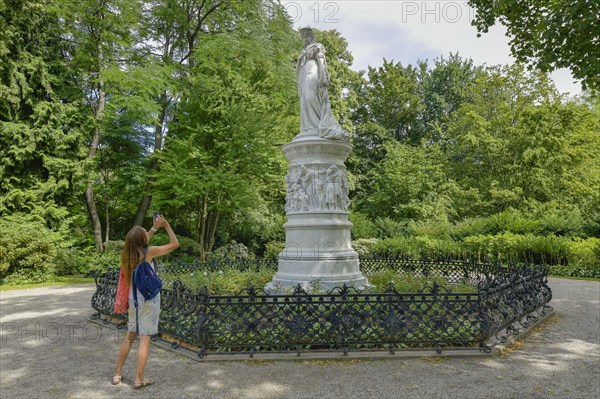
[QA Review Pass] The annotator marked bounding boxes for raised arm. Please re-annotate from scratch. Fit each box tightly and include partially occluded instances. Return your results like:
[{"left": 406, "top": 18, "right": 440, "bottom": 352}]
[
  {"left": 147, "top": 215, "right": 179, "bottom": 260},
  {"left": 145, "top": 217, "right": 160, "bottom": 242}
]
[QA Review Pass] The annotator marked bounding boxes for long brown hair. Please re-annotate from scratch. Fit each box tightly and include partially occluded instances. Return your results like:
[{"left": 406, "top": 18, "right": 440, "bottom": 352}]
[{"left": 121, "top": 226, "right": 148, "bottom": 285}]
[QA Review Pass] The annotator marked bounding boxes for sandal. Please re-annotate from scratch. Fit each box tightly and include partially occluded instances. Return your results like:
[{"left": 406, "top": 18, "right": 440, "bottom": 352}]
[
  {"left": 111, "top": 375, "right": 124, "bottom": 385},
  {"left": 133, "top": 378, "right": 155, "bottom": 390}
]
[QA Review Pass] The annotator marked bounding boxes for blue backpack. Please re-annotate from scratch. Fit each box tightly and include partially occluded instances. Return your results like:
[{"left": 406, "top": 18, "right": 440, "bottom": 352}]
[{"left": 132, "top": 259, "right": 162, "bottom": 302}]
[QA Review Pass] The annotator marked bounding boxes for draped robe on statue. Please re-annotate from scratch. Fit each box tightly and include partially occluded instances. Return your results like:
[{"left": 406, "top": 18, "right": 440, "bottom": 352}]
[{"left": 297, "top": 42, "right": 348, "bottom": 140}]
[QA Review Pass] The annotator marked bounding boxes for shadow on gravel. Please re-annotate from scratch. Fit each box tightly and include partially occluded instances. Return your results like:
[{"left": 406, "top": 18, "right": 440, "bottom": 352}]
[{"left": 0, "top": 281, "right": 598, "bottom": 399}]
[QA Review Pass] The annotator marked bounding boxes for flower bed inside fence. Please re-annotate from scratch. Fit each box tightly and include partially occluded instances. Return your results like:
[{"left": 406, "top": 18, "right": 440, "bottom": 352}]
[{"left": 91, "top": 258, "right": 552, "bottom": 357}]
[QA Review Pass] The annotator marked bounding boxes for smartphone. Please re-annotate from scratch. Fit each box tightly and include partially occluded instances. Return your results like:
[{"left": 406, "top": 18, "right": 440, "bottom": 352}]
[{"left": 153, "top": 211, "right": 160, "bottom": 220}]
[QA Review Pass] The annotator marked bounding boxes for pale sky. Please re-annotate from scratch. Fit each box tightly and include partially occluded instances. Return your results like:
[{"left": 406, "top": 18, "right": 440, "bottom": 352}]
[{"left": 280, "top": 0, "right": 582, "bottom": 96}]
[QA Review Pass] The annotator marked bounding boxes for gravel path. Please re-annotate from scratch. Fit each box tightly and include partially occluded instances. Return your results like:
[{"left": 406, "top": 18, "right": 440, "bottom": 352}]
[{"left": 1, "top": 278, "right": 598, "bottom": 399}]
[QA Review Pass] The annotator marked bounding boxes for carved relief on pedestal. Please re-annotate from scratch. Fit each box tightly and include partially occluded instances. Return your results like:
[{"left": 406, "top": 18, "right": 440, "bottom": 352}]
[{"left": 284, "top": 163, "right": 350, "bottom": 213}]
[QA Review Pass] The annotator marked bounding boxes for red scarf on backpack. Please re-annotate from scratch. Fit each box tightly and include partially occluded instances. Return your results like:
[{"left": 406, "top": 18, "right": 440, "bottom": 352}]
[{"left": 113, "top": 268, "right": 129, "bottom": 314}]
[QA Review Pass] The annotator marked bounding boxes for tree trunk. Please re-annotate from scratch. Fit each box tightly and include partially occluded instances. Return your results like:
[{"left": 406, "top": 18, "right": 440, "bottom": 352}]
[
  {"left": 195, "top": 195, "right": 220, "bottom": 261},
  {"left": 104, "top": 200, "right": 110, "bottom": 250},
  {"left": 85, "top": 65, "right": 105, "bottom": 252},
  {"left": 205, "top": 196, "right": 222, "bottom": 255},
  {"left": 85, "top": 186, "right": 103, "bottom": 252},
  {"left": 133, "top": 181, "right": 153, "bottom": 226},
  {"left": 206, "top": 210, "right": 219, "bottom": 255},
  {"left": 197, "top": 195, "right": 209, "bottom": 260}
]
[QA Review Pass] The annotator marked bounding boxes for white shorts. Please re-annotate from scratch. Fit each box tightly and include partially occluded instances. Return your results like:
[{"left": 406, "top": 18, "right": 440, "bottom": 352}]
[{"left": 127, "top": 292, "right": 160, "bottom": 335}]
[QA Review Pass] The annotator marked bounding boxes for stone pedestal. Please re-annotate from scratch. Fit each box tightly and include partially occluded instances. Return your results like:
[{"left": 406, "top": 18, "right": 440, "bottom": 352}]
[{"left": 266, "top": 136, "right": 368, "bottom": 292}]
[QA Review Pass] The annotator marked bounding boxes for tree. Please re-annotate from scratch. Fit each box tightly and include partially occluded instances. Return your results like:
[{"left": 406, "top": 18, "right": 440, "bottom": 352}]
[
  {"left": 355, "top": 141, "right": 446, "bottom": 221},
  {"left": 132, "top": 0, "right": 267, "bottom": 227},
  {"left": 152, "top": 17, "right": 298, "bottom": 259},
  {"left": 0, "top": 0, "right": 84, "bottom": 231},
  {"left": 94, "top": 113, "right": 149, "bottom": 245},
  {"left": 416, "top": 54, "right": 485, "bottom": 145},
  {"left": 349, "top": 59, "right": 422, "bottom": 205},
  {"left": 468, "top": 0, "right": 600, "bottom": 91},
  {"left": 445, "top": 65, "right": 600, "bottom": 218},
  {"left": 63, "top": 0, "right": 143, "bottom": 251},
  {"left": 347, "top": 121, "right": 392, "bottom": 201},
  {"left": 353, "top": 59, "right": 422, "bottom": 143}
]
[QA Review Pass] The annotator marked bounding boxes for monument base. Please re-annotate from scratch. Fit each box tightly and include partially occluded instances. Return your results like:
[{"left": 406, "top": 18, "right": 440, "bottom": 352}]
[
  {"left": 265, "top": 254, "right": 369, "bottom": 293},
  {"left": 266, "top": 135, "right": 370, "bottom": 294}
]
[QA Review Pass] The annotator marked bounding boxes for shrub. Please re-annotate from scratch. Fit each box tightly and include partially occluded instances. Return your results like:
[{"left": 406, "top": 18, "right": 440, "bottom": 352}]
[
  {"left": 169, "top": 268, "right": 274, "bottom": 294},
  {"left": 549, "top": 263, "right": 600, "bottom": 279},
  {"left": 484, "top": 210, "right": 539, "bottom": 235},
  {"left": 450, "top": 211, "right": 541, "bottom": 239},
  {"left": 582, "top": 210, "right": 600, "bottom": 237},
  {"left": 409, "top": 218, "right": 453, "bottom": 239},
  {"left": 55, "top": 248, "right": 86, "bottom": 276},
  {"left": 450, "top": 217, "right": 488, "bottom": 239},
  {"left": 0, "top": 215, "right": 66, "bottom": 284},
  {"left": 171, "top": 267, "right": 475, "bottom": 295},
  {"left": 352, "top": 238, "right": 378, "bottom": 257},
  {"left": 537, "top": 211, "right": 585, "bottom": 237},
  {"left": 349, "top": 212, "right": 377, "bottom": 239},
  {"left": 366, "top": 272, "right": 475, "bottom": 293},
  {"left": 210, "top": 241, "right": 255, "bottom": 261},
  {"left": 104, "top": 240, "right": 124, "bottom": 253},
  {"left": 567, "top": 238, "right": 600, "bottom": 268},
  {"left": 56, "top": 240, "right": 125, "bottom": 276},
  {"left": 85, "top": 248, "right": 121, "bottom": 275},
  {"left": 374, "top": 217, "right": 412, "bottom": 239},
  {"left": 263, "top": 241, "right": 285, "bottom": 260},
  {"left": 366, "top": 232, "right": 599, "bottom": 273}
]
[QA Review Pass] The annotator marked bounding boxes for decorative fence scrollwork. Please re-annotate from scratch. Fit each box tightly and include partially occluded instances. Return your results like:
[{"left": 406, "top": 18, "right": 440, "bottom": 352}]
[{"left": 91, "top": 258, "right": 552, "bottom": 357}]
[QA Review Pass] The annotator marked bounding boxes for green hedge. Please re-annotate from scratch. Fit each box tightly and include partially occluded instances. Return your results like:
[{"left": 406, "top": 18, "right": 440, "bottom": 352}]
[
  {"left": 449, "top": 209, "right": 587, "bottom": 238},
  {"left": 461, "top": 233, "right": 570, "bottom": 264},
  {"left": 368, "top": 236, "right": 464, "bottom": 259},
  {"left": 357, "top": 234, "right": 600, "bottom": 278}
]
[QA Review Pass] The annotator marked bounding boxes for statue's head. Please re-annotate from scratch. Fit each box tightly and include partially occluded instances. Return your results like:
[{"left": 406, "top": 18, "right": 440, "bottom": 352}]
[{"left": 300, "top": 27, "right": 315, "bottom": 45}]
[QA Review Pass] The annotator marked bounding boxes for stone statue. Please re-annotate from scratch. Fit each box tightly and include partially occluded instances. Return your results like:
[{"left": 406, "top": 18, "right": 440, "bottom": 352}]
[
  {"left": 267, "top": 32, "right": 369, "bottom": 289},
  {"left": 297, "top": 27, "right": 349, "bottom": 141}
]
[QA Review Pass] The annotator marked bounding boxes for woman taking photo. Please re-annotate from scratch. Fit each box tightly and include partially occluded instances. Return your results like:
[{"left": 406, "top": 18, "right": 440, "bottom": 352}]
[{"left": 111, "top": 214, "right": 179, "bottom": 389}]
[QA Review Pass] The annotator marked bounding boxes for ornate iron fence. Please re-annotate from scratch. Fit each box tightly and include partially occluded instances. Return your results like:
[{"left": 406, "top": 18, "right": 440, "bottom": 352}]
[{"left": 91, "top": 258, "right": 552, "bottom": 357}]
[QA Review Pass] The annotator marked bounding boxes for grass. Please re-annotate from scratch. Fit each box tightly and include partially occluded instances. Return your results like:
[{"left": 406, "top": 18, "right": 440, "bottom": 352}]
[{"left": 0, "top": 275, "right": 94, "bottom": 291}]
